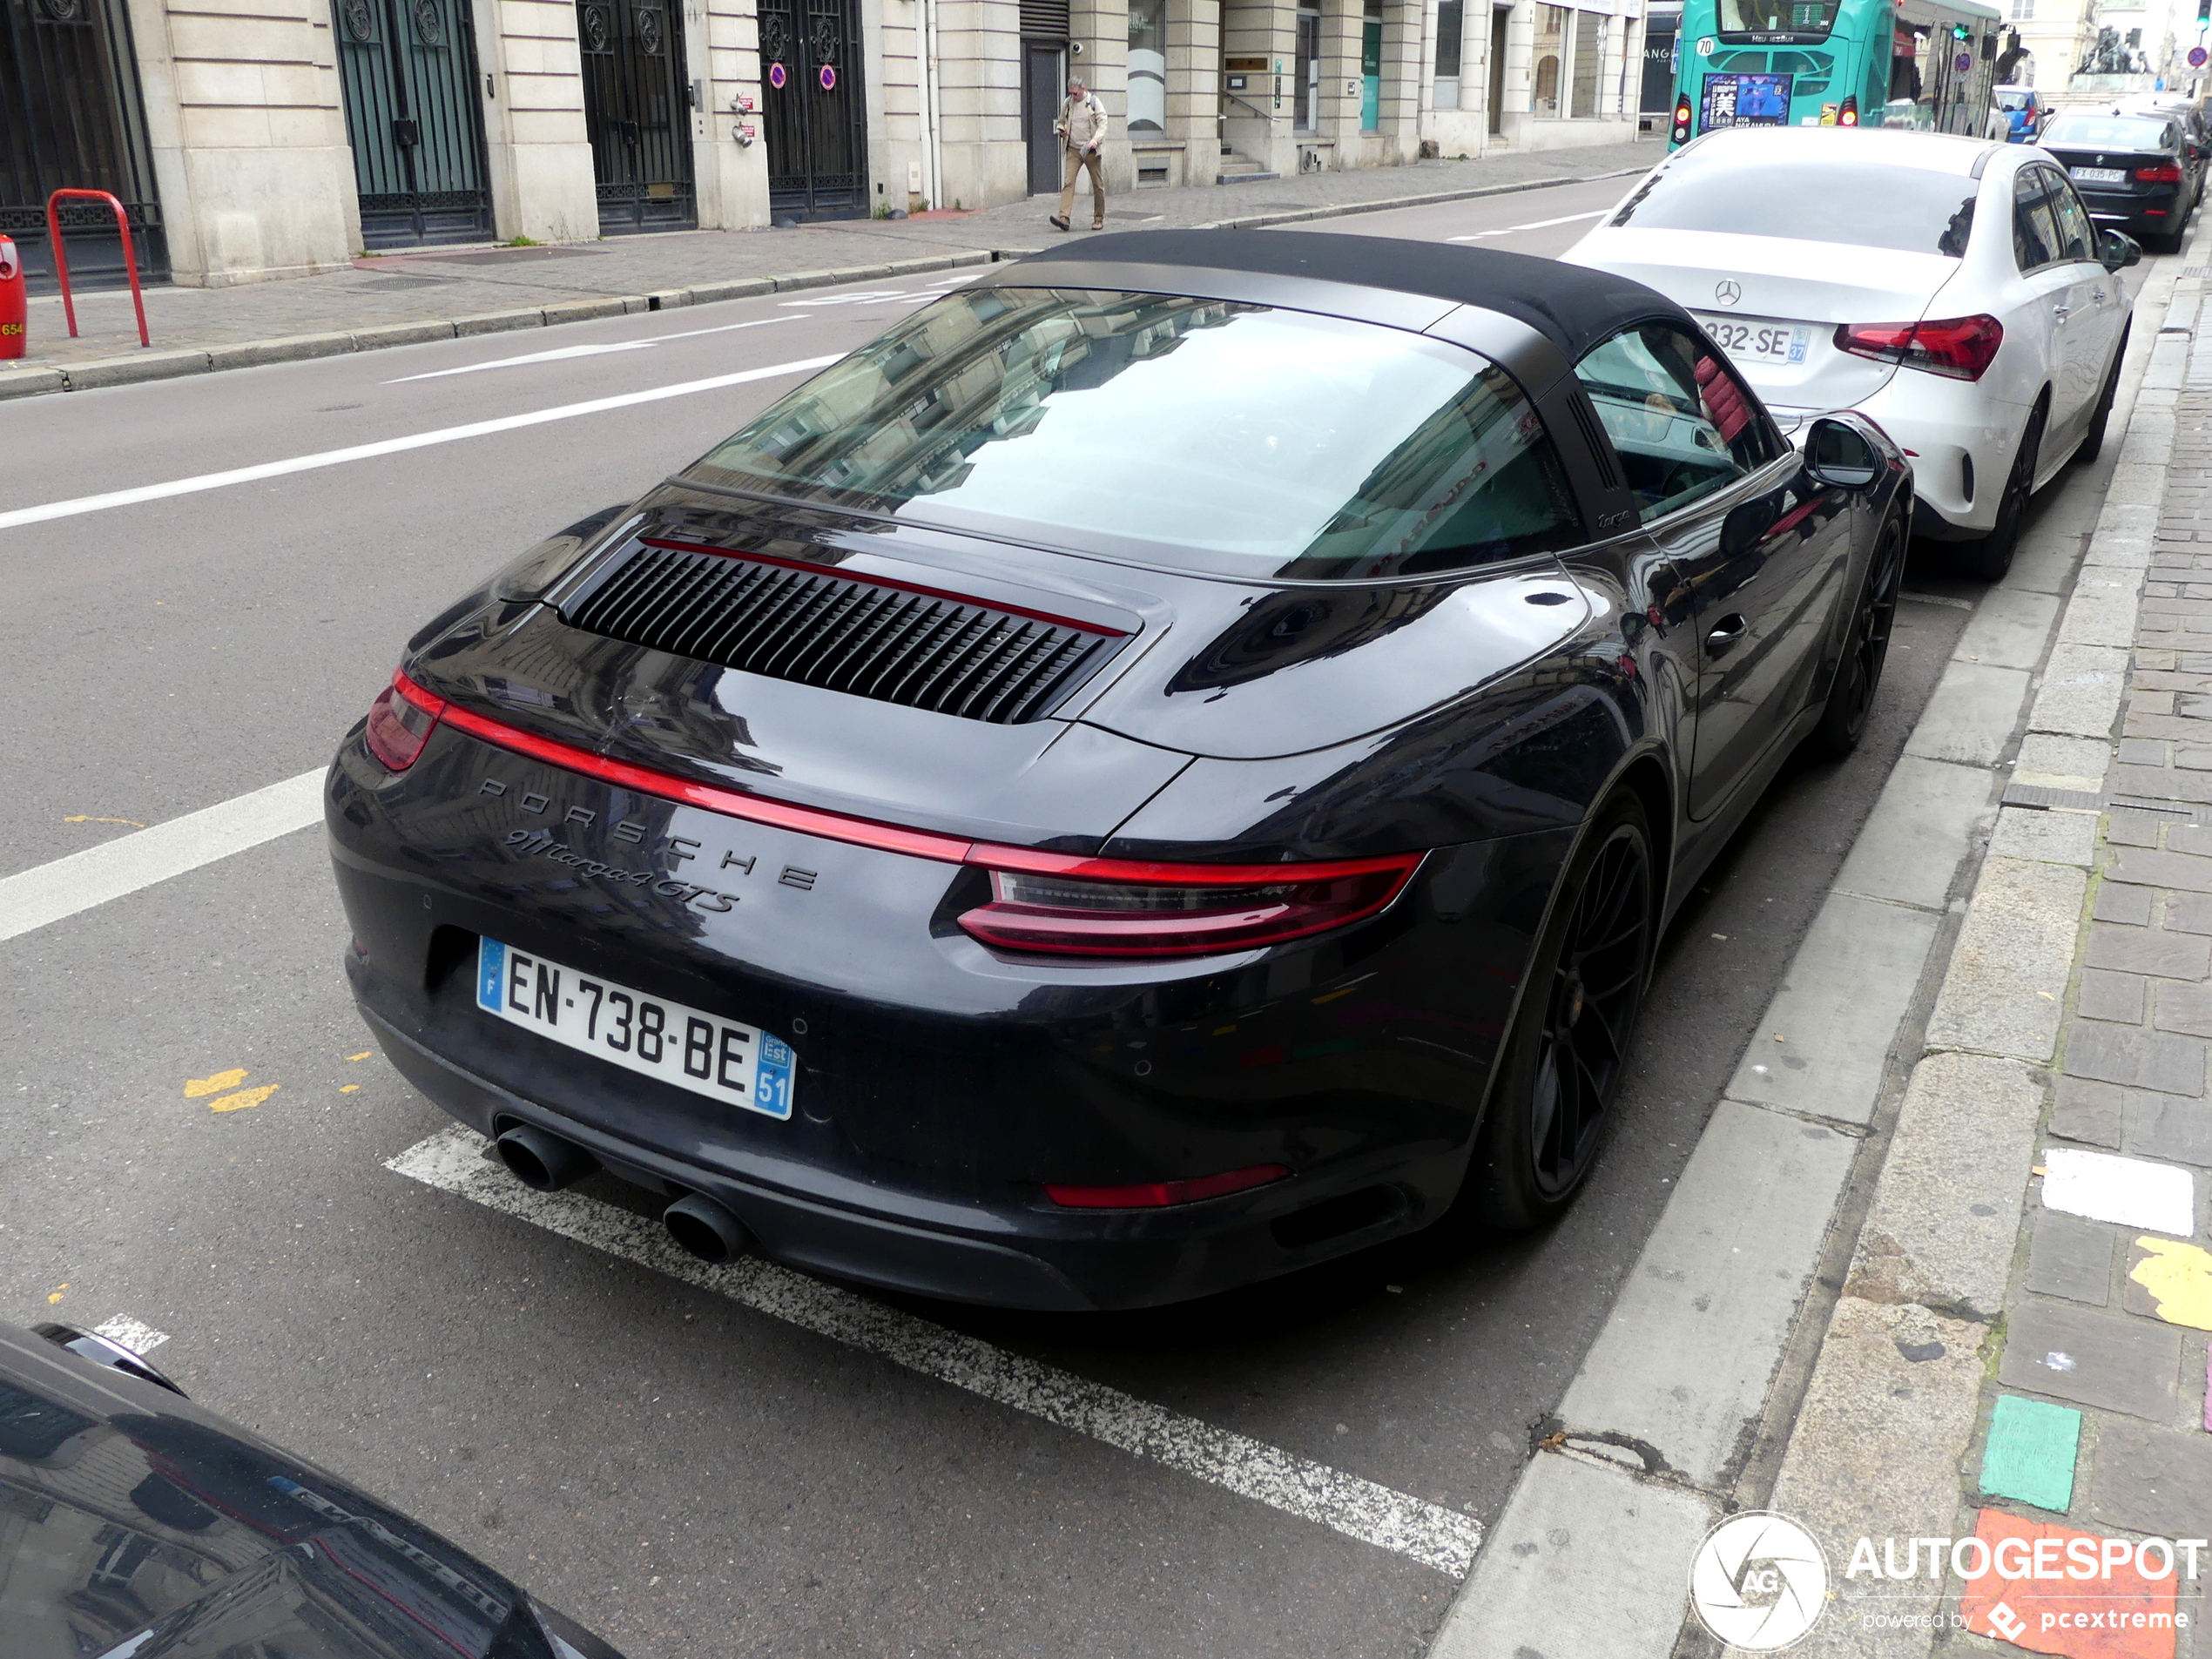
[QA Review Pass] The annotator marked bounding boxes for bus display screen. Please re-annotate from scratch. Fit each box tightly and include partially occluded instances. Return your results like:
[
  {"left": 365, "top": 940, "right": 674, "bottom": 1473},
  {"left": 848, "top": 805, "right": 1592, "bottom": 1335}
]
[{"left": 1700, "top": 72, "right": 1792, "bottom": 128}]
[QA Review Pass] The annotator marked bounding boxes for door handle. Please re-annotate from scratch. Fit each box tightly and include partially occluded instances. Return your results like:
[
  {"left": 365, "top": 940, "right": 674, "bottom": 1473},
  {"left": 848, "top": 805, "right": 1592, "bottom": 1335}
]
[
  {"left": 2051, "top": 304, "right": 2072, "bottom": 320},
  {"left": 1706, "top": 614, "right": 1749, "bottom": 653}
]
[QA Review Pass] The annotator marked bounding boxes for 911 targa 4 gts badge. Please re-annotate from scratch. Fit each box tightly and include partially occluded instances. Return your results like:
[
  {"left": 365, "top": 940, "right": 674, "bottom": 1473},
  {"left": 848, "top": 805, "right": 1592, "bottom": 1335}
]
[{"left": 500, "top": 829, "right": 748, "bottom": 913}]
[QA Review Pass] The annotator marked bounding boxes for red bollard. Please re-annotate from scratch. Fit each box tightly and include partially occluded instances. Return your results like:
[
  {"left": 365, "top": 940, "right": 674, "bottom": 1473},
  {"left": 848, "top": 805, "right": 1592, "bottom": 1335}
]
[{"left": 0, "top": 237, "right": 23, "bottom": 361}]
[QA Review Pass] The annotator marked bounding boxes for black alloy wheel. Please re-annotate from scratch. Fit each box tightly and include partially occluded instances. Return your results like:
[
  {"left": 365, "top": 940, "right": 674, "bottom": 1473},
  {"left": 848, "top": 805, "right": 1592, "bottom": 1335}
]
[
  {"left": 1464, "top": 792, "right": 1656, "bottom": 1229},
  {"left": 2073, "top": 323, "right": 2129, "bottom": 466},
  {"left": 1957, "top": 402, "right": 2045, "bottom": 583},
  {"left": 1812, "top": 513, "right": 1906, "bottom": 758}
]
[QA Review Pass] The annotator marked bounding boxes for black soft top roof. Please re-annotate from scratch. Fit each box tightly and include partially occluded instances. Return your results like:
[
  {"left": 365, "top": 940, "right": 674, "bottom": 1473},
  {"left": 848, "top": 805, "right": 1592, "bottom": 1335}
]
[{"left": 1012, "top": 228, "right": 1689, "bottom": 361}]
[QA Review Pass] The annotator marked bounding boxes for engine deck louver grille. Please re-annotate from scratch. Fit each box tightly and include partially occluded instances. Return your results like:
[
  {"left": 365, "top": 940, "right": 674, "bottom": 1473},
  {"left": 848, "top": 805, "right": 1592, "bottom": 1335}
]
[{"left": 561, "top": 542, "right": 1121, "bottom": 725}]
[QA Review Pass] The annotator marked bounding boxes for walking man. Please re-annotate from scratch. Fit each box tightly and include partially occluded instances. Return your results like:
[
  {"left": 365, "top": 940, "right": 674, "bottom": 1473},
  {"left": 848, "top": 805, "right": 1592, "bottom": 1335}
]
[{"left": 1050, "top": 76, "right": 1109, "bottom": 232}]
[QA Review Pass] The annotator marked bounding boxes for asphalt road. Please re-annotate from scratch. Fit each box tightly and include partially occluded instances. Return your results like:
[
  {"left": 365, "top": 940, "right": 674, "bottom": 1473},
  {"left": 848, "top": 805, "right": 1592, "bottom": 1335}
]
[{"left": 0, "top": 180, "right": 2121, "bottom": 1658}]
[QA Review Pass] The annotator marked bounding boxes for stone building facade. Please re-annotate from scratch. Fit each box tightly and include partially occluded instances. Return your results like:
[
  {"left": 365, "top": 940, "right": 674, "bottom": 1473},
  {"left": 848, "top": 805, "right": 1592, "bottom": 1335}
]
[{"left": 2, "top": 0, "right": 1639, "bottom": 289}]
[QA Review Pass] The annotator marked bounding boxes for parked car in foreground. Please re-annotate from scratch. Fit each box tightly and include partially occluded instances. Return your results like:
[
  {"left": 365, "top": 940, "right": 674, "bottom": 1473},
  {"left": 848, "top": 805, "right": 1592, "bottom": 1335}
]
[
  {"left": 0, "top": 1319, "right": 622, "bottom": 1659},
  {"left": 329, "top": 231, "right": 1909, "bottom": 1311},
  {"left": 2040, "top": 105, "right": 2202, "bottom": 252},
  {"left": 1566, "top": 126, "right": 2137, "bottom": 578}
]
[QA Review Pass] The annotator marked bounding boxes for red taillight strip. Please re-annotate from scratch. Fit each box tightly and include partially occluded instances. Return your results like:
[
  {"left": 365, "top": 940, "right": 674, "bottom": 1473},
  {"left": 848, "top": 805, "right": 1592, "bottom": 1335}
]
[
  {"left": 395, "top": 671, "right": 1422, "bottom": 888},
  {"left": 638, "top": 538, "right": 1129, "bottom": 637}
]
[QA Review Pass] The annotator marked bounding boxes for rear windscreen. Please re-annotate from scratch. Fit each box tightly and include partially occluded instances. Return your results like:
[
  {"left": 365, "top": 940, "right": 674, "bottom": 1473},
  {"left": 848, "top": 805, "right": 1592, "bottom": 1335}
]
[
  {"left": 1609, "top": 156, "right": 1979, "bottom": 255},
  {"left": 2041, "top": 116, "right": 2175, "bottom": 149},
  {"left": 1717, "top": 0, "right": 1839, "bottom": 34}
]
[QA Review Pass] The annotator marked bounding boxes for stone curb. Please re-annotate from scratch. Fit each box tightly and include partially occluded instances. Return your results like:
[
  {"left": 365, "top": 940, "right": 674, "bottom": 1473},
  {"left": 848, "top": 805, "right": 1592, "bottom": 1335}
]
[
  {"left": 0, "top": 158, "right": 1654, "bottom": 403},
  {"left": 1426, "top": 246, "right": 2191, "bottom": 1659}
]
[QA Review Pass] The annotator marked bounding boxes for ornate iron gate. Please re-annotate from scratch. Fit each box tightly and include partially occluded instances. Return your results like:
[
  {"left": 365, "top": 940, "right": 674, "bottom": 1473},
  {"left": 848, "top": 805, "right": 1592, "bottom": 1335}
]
[
  {"left": 335, "top": 0, "right": 493, "bottom": 247},
  {"left": 0, "top": 0, "right": 165, "bottom": 290},
  {"left": 759, "top": 0, "right": 867, "bottom": 219},
  {"left": 581, "top": 0, "right": 696, "bottom": 233}
]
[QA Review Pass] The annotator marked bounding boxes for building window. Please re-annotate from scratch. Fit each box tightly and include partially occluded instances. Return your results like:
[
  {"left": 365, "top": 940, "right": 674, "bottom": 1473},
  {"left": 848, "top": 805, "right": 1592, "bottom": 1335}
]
[
  {"left": 1128, "top": 0, "right": 1166, "bottom": 132},
  {"left": 2008, "top": 0, "right": 2033, "bottom": 17},
  {"left": 1435, "top": 0, "right": 1464, "bottom": 107},
  {"left": 1295, "top": 4, "right": 1321, "bottom": 127},
  {"left": 1570, "top": 11, "right": 1602, "bottom": 116}
]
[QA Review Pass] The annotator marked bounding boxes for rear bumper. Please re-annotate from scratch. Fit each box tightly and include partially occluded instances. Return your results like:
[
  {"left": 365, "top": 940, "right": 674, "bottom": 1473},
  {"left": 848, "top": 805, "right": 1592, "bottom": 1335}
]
[
  {"left": 332, "top": 724, "right": 1571, "bottom": 1310},
  {"left": 1778, "top": 379, "right": 2029, "bottom": 537}
]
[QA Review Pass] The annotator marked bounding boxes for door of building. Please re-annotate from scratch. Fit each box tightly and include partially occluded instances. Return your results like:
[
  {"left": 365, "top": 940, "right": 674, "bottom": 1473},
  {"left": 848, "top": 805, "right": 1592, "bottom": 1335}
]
[
  {"left": 1360, "top": 10, "right": 1382, "bottom": 129},
  {"left": 1022, "top": 44, "right": 1064, "bottom": 194},
  {"left": 1295, "top": 8, "right": 1320, "bottom": 127},
  {"left": 335, "top": 0, "right": 493, "bottom": 247},
  {"left": 759, "top": 0, "right": 867, "bottom": 219},
  {"left": 580, "top": 0, "right": 696, "bottom": 233},
  {"left": 1, "top": 0, "right": 165, "bottom": 288},
  {"left": 1488, "top": 3, "right": 1509, "bottom": 132}
]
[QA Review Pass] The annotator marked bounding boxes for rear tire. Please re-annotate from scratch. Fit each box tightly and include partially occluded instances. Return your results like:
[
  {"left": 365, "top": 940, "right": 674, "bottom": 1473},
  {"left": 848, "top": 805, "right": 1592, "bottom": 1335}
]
[
  {"left": 1812, "top": 512, "right": 1906, "bottom": 759},
  {"left": 2073, "top": 325, "right": 2128, "bottom": 467},
  {"left": 1461, "top": 792, "right": 1656, "bottom": 1230},
  {"left": 1952, "top": 402, "right": 2045, "bottom": 583}
]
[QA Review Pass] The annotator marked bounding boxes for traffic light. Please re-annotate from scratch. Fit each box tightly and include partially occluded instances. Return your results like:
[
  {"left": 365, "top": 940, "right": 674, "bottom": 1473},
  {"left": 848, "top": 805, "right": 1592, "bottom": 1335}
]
[{"left": 1951, "top": 22, "right": 1970, "bottom": 39}]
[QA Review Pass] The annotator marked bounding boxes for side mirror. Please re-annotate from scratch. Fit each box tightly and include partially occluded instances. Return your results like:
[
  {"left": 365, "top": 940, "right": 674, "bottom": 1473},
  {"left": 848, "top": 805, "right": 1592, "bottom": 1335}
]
[
  {"left": 1803, "top": 417, "right": 1881, "bottom": 490},
  {"left": 2098, "top": 226, "right": 2142, "bottom": 271}
]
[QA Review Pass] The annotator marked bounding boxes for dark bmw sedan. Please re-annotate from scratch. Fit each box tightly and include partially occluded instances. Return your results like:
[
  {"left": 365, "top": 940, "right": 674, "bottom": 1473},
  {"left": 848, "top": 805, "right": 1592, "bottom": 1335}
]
[
  {"left": 329, "top": 232, "right": 1909, "bottom": 1312},
  {"left": 2040, "top": 110, "right": 2199, "bottom": 251},
  {"left": 0, "top": 1320, "right": 621, "bottom": 1659}
]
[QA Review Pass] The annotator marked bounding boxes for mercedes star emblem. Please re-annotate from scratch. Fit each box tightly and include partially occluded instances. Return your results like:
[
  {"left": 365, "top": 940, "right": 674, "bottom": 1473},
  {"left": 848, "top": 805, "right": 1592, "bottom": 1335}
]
[{"left": 1714, "top": 280, "right": 1743, "bottom": 306}]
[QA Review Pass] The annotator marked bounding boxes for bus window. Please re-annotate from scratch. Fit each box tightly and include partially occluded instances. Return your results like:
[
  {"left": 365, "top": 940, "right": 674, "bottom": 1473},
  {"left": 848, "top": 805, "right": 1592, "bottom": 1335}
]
[{"left": 1718, "top": 0, "right": 1841, "bottom": 36}]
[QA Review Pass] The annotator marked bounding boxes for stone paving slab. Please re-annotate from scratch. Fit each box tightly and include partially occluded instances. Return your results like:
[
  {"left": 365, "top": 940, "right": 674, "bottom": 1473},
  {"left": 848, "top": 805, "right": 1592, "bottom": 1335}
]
[{"left": 0, "top": 139, "right": 1657, "bottom": 398}]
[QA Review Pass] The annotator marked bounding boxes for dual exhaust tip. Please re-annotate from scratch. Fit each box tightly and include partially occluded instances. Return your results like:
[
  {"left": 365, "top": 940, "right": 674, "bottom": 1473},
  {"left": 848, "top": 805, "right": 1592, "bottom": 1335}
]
[{"left": 494, "top": 1124, "right": 754, "bottom": 1265}]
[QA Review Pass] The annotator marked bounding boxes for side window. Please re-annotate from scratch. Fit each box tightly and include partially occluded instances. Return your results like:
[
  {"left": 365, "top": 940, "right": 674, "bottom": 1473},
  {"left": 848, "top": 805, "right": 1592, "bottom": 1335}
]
[
  {"left": 2013, "top": 170, "right": 2060, "bottom": 272},
  {"left": 1573, "top": 324, "right": 1770, "bottom": 523},
  {"left": 2046, "top": 176, "right": 2097, "bottom": 264}
]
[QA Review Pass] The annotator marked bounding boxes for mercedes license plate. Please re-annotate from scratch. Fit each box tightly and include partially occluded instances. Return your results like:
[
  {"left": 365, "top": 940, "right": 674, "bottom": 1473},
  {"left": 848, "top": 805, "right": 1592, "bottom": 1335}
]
[
  {"left": 1693, "top": 314, "right": 1814, "bottom": 365},
  {"left": 2071, "top": 166, "right": 2128, "bottom": 185},
  {"left": 475, "top": 936, "right": 796, "bottom": 1119}
]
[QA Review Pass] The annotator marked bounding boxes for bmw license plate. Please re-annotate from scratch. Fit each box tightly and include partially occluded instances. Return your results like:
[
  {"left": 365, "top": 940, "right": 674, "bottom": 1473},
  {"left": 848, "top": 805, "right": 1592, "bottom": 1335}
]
[
  {"left": 2071, "top": 166, "right": 2128, "bottom": 185},
  {"left": 475, "top": 936, "right": 796, "bottom": 1120},
  {"left": 1692, "top": 314, "right": 1813, "bottom": 365}
]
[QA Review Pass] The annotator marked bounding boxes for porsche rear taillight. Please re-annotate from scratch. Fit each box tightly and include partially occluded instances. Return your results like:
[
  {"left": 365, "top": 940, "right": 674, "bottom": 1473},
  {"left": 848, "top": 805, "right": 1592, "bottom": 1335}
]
[
  {"left": 956, "top": 855, "right": 1422, "bottom": 958},
  {"left": 1671, "top": 93, "right": 1694, "bottom": 145},
  {"left": 2136, "top": 161, "right": 2184, "bottom": 183},
  {"left": 364, "top": 671, "right": 445, "bottom": 771},
  {"left": 1834, "top": 314, "right": 2004, "bottom": 381}
]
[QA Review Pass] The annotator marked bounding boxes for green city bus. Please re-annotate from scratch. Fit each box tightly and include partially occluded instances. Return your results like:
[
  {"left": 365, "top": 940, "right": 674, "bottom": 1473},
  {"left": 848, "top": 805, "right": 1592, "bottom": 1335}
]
[{"left": 1667, "top": 0, "right": 2003, "bottom": 146}]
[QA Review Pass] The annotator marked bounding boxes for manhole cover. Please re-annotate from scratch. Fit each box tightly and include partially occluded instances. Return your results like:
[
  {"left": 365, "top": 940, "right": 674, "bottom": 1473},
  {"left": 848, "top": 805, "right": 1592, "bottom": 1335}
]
[{"left": 2183, "top": 266, "right": 2212, "bottom": 278}]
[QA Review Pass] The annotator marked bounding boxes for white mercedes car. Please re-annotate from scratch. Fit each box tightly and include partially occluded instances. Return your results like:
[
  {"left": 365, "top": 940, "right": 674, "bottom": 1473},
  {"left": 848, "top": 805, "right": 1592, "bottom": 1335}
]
[{"left": 1563, "top": 127, "right": 2139, "bottom": 579}]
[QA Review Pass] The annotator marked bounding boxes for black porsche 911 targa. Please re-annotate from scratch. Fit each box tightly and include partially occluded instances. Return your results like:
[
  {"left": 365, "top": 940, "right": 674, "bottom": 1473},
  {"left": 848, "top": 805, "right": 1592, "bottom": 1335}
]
[{"left": 328, "top": 231, "right": 1909, "bottom": 1312}]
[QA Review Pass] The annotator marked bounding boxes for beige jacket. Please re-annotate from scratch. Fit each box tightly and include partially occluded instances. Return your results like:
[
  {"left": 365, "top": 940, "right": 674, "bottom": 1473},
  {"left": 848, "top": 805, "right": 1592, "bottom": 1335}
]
[{"left": 1055, "top": 91, "right": 1109, "bottom": 151}]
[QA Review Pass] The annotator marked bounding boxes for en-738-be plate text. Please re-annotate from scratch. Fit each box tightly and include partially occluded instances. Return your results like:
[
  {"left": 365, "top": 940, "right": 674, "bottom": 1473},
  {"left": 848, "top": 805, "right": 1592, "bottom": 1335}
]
[{"left": 475, "top": 937, "right": 795, "bottom": 1119}]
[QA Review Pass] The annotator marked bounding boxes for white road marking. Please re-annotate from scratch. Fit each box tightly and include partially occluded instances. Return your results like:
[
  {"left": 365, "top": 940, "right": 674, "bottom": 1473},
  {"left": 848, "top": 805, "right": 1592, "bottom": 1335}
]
[
  {"left": 389, "top": 316, "right": 797, "bottom": 381},
  {"left": 0, "top": 769, "right": 324, "bottom": 944},
  {"left": 93, "top": 1316, "right": 171, "bottom": 1353},
  {"left": 1448, "top": 209, "right": 1609, "bottom": 242},
  {"left": 388, "top": 1123, "right": 1487, "bottom": 1576},
  {"left": 0, "top": 354, "right": 843, "bottom": 535}
]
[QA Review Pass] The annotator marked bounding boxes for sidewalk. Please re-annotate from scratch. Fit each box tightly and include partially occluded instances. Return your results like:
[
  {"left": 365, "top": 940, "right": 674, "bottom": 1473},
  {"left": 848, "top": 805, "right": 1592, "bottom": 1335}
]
[
  {"left": 1426, "top": 224, "right": 2206, "bottom": 1658},
  {"left": 1756, "top": 236, "right": 2212, "bottom": 1658},
  {"left": 0, "top": 138, "right": 1656, "bottom": 401}
]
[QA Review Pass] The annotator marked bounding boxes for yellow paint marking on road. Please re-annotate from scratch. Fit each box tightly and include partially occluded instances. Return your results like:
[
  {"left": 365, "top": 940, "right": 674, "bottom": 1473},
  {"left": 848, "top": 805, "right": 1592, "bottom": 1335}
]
[
  {"left": 340, "top": 1084, "right": 361, "bottom": 1094},
  {"left": 184, "top": 1068, "right": 249, "bottom": 1097},
  {"left": 347, "top": 1052, "right": 371, "bottom": 1062},
  {"left": 46, "top": 1284, "right": 68, "bottom": 1305},
  {"left": 2129, "top": 1236, "right": 2212, "bottom": 1330},
  {"left": 208, "top": 1084, "right": 279, "bottom": 1114},
  {"left": 64, "top": 814, "right": 145, "bottom": 827}
]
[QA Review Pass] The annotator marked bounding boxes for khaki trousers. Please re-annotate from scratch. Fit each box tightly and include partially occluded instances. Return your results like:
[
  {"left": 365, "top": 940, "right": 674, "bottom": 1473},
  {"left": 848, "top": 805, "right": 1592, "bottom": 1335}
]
[{"left": 1058, "top": 146, "right": 1106, "bottom": 225}]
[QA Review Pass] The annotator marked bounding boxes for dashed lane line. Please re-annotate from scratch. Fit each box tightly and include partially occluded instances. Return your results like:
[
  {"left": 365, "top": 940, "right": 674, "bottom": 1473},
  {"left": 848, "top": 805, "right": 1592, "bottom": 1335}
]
[
  {"left": 0, "top": 354, "right": 843, "bottom": 535},
  {"left": 93, "top": 1317, "right": 171, "bottom": 1352},
  {"left": 388, "top": 1123, "right": 1487, "bottom": 1577},
  {"left": 0, "top": 769, "right": 324, "bottom": 944},
  {"left": 1447, "top": 209, "right": 1609, "bottom": 242},
  {"left": 388, "top": 316, "right": 799, "bottom": 381}
]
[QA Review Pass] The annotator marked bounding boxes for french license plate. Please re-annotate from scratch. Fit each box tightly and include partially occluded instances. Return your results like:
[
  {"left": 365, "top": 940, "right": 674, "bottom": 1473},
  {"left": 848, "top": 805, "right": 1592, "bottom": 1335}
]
[
  {"left": 2071, "top": 166, "right": 2127, "bottom": 185},
  {"left": 475, "top": 937, "right": 796, "bottom": 1120},
  {"left": 1693, "top": 314, "right": 1814, "bottom": 365}
]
